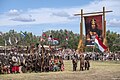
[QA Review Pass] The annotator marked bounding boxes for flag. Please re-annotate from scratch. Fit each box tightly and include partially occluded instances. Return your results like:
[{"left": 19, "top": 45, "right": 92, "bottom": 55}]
[
  {"left": 20, "top": 31, "right": 27, "bottom": 37},
  {"left": 52, "top": 38, "right": 59, "bottom": 44},
  {"left": 66, "top": 36, "right": 68, "bottom": 41},
  {"left": 9, "top": 37, "right": 12, "bottom": 45},
  {"left": 15, "top": 38, "right": 18, "bottom": 44},
  {"left": 48, "top": 34, "right": 52, "bottom": 41},
  {"left": 94, "top": 36, "right": 107, "bottom": 52},
  {"left": 5, "top": 40, "right": 7, "bottom": 46},
  {"left": 42, "top": 33, "right": 47, "bottom": 37}
]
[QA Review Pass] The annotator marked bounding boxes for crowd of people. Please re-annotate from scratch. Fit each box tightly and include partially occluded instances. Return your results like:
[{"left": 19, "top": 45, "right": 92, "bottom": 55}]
[
  {"left": 71, "top": 51, "right": 120, "bottom": 71},
  {"left": 0, "top": 45, "right": 120, "bottom": 74},
  {"left": 87, "top": 52, "right": 120, "bottom": 61},
  {"left": 0, "top": 46, "right": 64, "bottom": 74}
]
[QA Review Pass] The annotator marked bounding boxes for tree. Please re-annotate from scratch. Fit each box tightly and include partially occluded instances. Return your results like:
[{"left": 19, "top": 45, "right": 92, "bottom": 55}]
[{"left": 106, "top": 30, "right": 120, "bottom": 52}]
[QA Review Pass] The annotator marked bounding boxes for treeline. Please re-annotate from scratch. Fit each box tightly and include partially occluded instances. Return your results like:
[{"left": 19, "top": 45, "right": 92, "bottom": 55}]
[
  {"left": 41, "top": 29, "right": 80, "bottom": 49},
  {"left": 0, "top": 29, "right": 80, "bottom": 49},
  {"left": 0, "top": 29, "right": 119, "bottom": 52},
  {"left": 0, "top": 30, "right": 39, "bottom": 46},
  {"left": 106, "top": 30, "right": 120, "bottom": 52}
]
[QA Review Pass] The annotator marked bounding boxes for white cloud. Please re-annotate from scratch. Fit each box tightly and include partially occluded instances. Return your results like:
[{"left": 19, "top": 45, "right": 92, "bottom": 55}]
[
  {"left": 107, "top": 18, "right": 120, "bottom": 27},
  {"left": 8, "top": 9, "right": 21, "bottom": 16},
  {"left": 0, "top": 0, "right": 120, "bottom": 27},
  {"left": 52, "top": 11, "right": 70, "bottom": 18},
  {"left": 10, "top": 15, "right": 35, "bottom": 22},
  {"left": 80, "top": 0, "right": 120, "bottom": 16}
]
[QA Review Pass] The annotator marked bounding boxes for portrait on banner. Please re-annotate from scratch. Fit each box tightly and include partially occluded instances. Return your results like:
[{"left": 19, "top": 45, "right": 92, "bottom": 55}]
[{"left": 84, "top": 15, "right": 103, "bottom": 46}]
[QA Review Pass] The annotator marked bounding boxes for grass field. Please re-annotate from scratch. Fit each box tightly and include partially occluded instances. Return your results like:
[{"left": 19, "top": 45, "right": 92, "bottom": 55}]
[{"left": 0, "top": 60, "right": 120, "bottom": 80}]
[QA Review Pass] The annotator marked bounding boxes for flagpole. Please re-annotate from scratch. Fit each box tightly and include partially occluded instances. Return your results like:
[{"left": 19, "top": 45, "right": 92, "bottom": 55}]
[
  {"left": 5, "top": 40, "right": 6, "bottom": 55},
  {"left": 41, "top": 30, "right": 43, "bottom": 45},
  {"left": 49, "top": 30, "right": 51, "bottom": 51},
  {"left": 9, "top": 37, "right": 12, "bottom": 52},
  {"left": 2, "top": 33, "right": 7, "bottom": 55}
]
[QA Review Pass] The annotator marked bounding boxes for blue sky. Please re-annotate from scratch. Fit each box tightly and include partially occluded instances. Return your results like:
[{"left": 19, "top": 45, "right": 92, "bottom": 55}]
[
  {"left": 0, "top": 0, "right": 120, "bottom": 36},
  {"left": 0, "top": 0, "right": 91, "bottom": 11}
]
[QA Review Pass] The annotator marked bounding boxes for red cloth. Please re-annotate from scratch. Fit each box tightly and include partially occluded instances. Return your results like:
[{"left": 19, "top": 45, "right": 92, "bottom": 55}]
[{"left": 12, "top": 66, "right": 19, "bottom": 72}]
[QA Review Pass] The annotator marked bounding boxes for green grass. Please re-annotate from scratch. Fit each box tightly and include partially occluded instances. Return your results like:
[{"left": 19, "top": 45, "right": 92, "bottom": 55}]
[{"left": 0, "top": 60, "right": 120, "bottom": 80}]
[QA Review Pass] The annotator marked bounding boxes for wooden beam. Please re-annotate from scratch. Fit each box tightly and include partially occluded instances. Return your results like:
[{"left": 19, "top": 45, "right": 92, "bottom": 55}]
[
  {"left": 80, "top": 9, "right": 83, "bottom": 39},
  {"left": 103, "top": 7, "right": 105, "bottom": 37},
  {"left": 77, "top": 9, "right": 84, "bottom": 53},
  {"left": 74, "top": 10, "right": 112, "bottom": 16}
]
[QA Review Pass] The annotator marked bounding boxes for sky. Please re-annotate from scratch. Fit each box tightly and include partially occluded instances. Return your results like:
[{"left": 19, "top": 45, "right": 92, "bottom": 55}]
[{"left": 0, "top": 0, "right": 120, "bottom": 36}]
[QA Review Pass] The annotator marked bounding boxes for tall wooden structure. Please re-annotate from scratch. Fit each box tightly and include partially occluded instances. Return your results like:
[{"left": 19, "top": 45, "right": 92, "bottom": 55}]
[{"left": 74, "top": 7, "right": 112, "bottom": 53}]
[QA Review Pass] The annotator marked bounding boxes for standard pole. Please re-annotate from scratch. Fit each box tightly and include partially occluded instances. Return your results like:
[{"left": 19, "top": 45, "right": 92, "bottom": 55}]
[
  {"left": 80, "top": 9, "right": 83, "bottom": 40},
  {"left": 103, "top": 7, "right": 106, "bottom": 38},
  {"left": 5, "top": 40, "right": 6, "bottom": 54},
  {"left": 103, "top": 7, "right": 107, "bottom": 46},
  {"left": 78, "top": 9, "right": 83, "bottom": 53}
]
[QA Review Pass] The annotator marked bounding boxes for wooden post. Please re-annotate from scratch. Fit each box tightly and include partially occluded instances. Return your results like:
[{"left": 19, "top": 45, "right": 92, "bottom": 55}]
[
  {"left": 103, "top": 7, "right": 107, "bottom": 47},
  {"left": 80, "top": 9, "right": 83, "bottom": 40},
  {"left": 103, "top": 7, "right": 105, "bottom": 38},
  {"left": 77, "top": 9, "right": 84, "bottom": 53}
]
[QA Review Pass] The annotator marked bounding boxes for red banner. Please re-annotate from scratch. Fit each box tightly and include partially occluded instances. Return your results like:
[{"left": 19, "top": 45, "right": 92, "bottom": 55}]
[{"left": 84, "top": 15, "right": 102, "bottom": 46}]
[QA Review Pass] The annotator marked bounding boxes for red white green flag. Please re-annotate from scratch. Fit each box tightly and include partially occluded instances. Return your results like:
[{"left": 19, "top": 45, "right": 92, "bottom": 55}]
[
  {"left": 95, "top": 36, "right": 107, "bottom": 52},
  {"left": 52, "top": 38, "right": 59, "bottom": 44}
]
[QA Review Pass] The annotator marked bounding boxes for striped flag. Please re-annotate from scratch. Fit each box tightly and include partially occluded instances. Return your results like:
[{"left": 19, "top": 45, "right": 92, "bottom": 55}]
[
  {"left": 42, "top": 33, "right": 47, "bottom": 37},
  {"left": 5, "top": 40, "right": 7, "bottom": 46},
  {"left": 66, "top": 36, "right": 68, "bottom": 41},
  {"left": 94, "top": 36, "right": 107, "bottom": 52},
  {"left": 52, "top": 38, "right": 59, "bottom": 44},
  {"left": 9, "top": 37, "right": 12, "bottom": 45},
  {"left": 20, "top": 31, "right": 27, "bottom": 37},
  {"left": 15, "top": 38, "right": 18, "bottom": 44},
  {"left": 48, "top": 34, "right": 52, "bottom": 41}
]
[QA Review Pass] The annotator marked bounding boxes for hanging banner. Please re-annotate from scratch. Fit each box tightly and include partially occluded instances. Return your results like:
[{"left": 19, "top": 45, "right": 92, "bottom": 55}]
[{"left": 84, "top": 15, "right": 102, "bottom": 46}]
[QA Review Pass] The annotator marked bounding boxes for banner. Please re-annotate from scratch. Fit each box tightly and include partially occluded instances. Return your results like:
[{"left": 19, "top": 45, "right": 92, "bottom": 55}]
[
  {"left": 84, "top": 15, "right": 102, "bottom": 46},
  {"left": 95, "top": 36, "right": 107, "bottom": 52}
]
